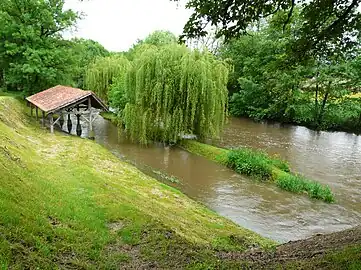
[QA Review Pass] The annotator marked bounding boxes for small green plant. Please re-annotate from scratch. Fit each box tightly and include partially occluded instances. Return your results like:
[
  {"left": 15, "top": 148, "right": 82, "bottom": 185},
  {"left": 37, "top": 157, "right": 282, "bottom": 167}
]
[
  {"left": 225, "top": 149, "right": 273, "bottom": 180},
  {"left": 180, "top": 140, "right": 335, "bottom": 203},
  {"left": 275, "top": 173, "right": 335, "bottom": 203},
  {"left": 224, "top": 148, "right": 290, "bottom": 180}
]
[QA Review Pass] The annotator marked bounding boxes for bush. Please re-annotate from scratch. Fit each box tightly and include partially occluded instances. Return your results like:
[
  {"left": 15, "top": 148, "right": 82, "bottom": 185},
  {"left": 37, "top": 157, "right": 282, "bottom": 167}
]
[
  {"left": 225, "top": 148, "right": 289, "bottom": 180},
  {"left": 275, "top": 173, "right": 335, "bottom": 203}
]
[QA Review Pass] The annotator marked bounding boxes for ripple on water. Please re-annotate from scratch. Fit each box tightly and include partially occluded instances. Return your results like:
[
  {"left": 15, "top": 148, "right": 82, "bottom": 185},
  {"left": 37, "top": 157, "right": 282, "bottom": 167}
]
[{"left": 92, "top": 116, "right": 361, "bottom": 242}]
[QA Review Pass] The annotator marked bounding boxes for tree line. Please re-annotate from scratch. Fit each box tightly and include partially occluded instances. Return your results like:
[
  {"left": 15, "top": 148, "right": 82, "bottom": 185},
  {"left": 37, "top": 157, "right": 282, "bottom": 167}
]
[
  {"left": 0, "top": 0, "right": 109, "bottom": 94},
  {"left": 2, "top": 0, "right": 361, "bottom": 140}
]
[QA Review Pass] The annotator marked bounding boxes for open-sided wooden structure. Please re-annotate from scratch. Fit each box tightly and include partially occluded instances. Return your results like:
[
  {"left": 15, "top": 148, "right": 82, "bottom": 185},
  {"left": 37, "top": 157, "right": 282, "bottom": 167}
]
[{"left": 26, "top": 85, "right": 108, "bottom": 138}]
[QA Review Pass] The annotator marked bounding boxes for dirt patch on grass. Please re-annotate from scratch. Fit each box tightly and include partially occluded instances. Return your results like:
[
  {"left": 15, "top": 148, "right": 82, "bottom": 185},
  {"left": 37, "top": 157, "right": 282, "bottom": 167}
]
[
  {"left": 107, "top": 221, "right": 124, "bottom": 233},
  {"left": 105, "top": 241, "right": 157, "bottom": 269},
  {"left": 219, "top": 226, "right": 361, "bottom": 268}
]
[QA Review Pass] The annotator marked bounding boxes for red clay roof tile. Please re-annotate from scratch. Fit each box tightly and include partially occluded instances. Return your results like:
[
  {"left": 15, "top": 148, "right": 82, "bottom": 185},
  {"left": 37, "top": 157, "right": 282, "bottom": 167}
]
[{"left": 26, "top": 85, "right": 107, "bottom": 113}]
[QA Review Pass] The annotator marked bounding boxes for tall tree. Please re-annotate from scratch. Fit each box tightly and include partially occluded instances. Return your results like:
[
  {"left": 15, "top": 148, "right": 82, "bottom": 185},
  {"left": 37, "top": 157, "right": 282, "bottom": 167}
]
[
  {"left": 122, "top": 44, "right": 229, "bottom": 144},
  {"left": 126, "top": 30, "right": 178, "bottom": 60},
  {"left": 0, "top": 0, "right": 78, "bottom": 93},
  {"left": 69, "top": 38, "right": 109, "bottom": 88},
  {"left": 173, "top": 0, "right": 361, "bottom": 59},
  {"left": 85, "top": 55, "right": 130, "bottom": 103}
]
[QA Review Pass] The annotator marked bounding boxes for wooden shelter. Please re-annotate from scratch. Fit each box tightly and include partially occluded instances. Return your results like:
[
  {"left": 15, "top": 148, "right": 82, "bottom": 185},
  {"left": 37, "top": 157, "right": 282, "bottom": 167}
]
[{"left": 26, "top": 85, "right": 108, "bottom": 138}]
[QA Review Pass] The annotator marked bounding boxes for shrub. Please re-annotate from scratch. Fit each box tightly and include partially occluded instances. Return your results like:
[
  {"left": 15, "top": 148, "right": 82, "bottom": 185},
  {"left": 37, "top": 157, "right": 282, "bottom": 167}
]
[
  {"left": 225, "top": 148, "right": 289, "bottom": 180},
  {"left": 275, "top": 173, "right": 335, "bottom": 203}
]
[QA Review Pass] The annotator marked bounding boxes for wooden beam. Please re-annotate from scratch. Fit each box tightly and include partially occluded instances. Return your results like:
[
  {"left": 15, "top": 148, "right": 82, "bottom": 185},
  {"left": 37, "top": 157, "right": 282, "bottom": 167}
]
[
  {"left": 49, "top": 113, "right": 54, "bottom": 133},
  {"left": 30, "top": 103, "right": 33, "bottom": 117},
  {"left": 53, "top": 115, "right": 62, "bottom": 126},
  {"left": 36, "top": 107, "right": 38, "bottom": 121},
  {"left": 42, "top": 111, "right": 45, "bottom": 127}
]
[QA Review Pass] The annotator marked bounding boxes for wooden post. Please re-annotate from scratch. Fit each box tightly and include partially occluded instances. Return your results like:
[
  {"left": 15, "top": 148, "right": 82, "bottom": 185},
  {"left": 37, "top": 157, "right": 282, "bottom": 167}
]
[
  {"left": 49, "top": 113, "right": 54, "bottom": 133},
  {"left": 76, "top": 114, "right": 82, "bottom": 136},
  {"left": 30, "top": 103, "right": 33, "bottom": 117},
  {"left": 42, "top": 111, "right": 45, "bottom": 127},
  {"left": 59, "top": 113, "right": 64, "bottom": 129},
  {"left": 67, "top": 114, "right": 72, "bottom": 133},
  {"left": 88, "top": 97, "right": 95, "bottom": 139},
  {"left": 35, "top": 107, "right": 38, "bottom": 121}
]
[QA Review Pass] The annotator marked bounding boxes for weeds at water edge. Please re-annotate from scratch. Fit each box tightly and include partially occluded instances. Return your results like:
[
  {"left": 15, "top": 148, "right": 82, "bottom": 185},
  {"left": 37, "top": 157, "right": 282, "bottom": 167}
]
[
  {"left": 223, "top": 148, "right": 334, "bottom": 203},
  {"left": 224, "top": 148, "right": 290, "bottom": 180},
  {"left": 275, "top": 173, "right": 335, "bottom": 203}
]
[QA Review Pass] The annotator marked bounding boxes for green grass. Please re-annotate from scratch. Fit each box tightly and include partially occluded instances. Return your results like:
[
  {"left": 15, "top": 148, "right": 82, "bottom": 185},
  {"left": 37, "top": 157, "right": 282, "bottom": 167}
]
[
  {"left": 179, "top": 140, "right": 335, "bottom": 203},
  {"left": 0, "top": 97, "right": 276, "bottom": 268},
  {"left": 0, "top": 89, "right": 24, "bottom": 98},
  {"left": 225, "top": 148, "right": 289, "bottom": 180},
  {"left": 274, "top": 172, "right": 334, "bottom": 203}
]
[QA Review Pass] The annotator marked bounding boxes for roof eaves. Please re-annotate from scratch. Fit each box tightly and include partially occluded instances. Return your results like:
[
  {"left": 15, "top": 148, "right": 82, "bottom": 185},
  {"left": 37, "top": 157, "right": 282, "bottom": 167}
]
[{"left": 46, "top": 93, "right": 92, "bottom": 114}]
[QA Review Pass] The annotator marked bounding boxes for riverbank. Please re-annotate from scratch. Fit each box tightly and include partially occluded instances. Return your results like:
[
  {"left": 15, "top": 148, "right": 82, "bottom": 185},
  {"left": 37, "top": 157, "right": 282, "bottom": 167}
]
[
  {"left": 234, "top": 114, "right": 361, "bottom": 135},
  {"left": 0, "top": 96, "right": 274, "bottom": 268},
  {"left": 1, "top": 96, "right": 360, "bottom": 269},
  {"left": 179, "top": 140, "right": 334, "bottom": 203}
]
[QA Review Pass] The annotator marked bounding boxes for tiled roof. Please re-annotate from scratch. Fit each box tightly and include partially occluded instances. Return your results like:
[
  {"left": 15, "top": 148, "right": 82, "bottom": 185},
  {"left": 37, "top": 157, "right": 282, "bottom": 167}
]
[{"left": 26, "top": 85, "right": 107, "bottom": 113}]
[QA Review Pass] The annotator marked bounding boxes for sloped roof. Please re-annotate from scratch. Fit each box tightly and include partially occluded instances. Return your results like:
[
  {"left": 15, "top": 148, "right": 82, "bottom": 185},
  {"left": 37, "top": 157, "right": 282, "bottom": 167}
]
[{"left": 26, "top": 85, "right": 108, "bottom": 113}]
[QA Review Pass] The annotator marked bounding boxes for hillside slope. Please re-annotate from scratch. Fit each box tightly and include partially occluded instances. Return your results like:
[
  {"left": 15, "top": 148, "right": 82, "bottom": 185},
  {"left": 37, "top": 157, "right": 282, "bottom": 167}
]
[
  {"left": 0, "top": 96, "right": 274, "bottom": 268},
  {"left": 0, "top": 96, "right": 360, "bottom": 269}
]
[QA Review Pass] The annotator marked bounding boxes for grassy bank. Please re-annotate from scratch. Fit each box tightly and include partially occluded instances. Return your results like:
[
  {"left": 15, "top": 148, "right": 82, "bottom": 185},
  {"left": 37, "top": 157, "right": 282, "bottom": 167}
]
[
  {"left": 0, "top": 96, "right": 276, "bottom": 268},
  {"left": 179, "top": 140, "right": 334, "bottom": 203}
]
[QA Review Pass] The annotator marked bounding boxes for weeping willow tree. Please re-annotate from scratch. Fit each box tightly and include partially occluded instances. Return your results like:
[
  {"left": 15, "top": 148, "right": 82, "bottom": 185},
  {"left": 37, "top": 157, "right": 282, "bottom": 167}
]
[
  {"left": 122, "top": 44, "right": 229, "bottom": 144},
  {"left": 84, "top": 55, "right": 130, "bottom": 103}
]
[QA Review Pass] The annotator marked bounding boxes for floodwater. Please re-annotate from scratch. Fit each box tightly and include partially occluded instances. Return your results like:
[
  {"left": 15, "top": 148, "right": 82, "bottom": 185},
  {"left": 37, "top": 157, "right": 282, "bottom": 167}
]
[{"left": 77, "top": 116, "right": 361, "bottom": 243}]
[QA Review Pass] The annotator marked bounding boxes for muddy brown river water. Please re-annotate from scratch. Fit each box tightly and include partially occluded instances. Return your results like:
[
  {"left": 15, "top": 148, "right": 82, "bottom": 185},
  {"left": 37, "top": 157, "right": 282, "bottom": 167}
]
[{"left": 79, "top": 116, "right": 361, "bottom": 243}]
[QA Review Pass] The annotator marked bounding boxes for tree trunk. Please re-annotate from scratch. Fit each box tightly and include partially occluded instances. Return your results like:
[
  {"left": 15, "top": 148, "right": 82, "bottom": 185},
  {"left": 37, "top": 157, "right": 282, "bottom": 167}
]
[
  {"left": 317, "top": 86, "right": 330, "bottom": 128},
  {"left": 314, "top": 82, "right": 319, "bottom": 124}
]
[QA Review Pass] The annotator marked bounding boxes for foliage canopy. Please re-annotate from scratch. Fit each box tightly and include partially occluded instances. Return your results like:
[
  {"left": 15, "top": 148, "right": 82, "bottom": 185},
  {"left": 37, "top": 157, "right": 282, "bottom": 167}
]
[
  {"left": 173, "top": 0, "right": 361, "bottom": 58},
  {"left": 0, "top": 0, "right": 79, "bottom": 94},
  {"left": 121, "top": 44, "right": 229, "bottom": 144},
  {"left": 85, "top": 55, "right": 130, "bottom": 103}
]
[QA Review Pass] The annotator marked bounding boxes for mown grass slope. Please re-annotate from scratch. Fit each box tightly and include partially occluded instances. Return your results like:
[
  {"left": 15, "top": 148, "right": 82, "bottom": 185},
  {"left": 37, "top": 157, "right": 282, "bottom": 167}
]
[{"left": 0, "top": 96, "right": 275, "bottom": 269}]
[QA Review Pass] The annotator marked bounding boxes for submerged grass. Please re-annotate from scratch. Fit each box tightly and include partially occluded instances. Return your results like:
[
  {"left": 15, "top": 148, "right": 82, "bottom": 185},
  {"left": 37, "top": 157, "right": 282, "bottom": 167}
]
[
  {"left": 0, "top": 97, "right": 276, "bottom": 268},
  {"left": 179, "top": 140, "right": 335, "bottom": 203}
]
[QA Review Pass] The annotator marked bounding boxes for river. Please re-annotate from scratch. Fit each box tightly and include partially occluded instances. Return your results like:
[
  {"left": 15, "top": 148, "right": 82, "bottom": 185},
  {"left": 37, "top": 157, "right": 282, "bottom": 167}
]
[{"left": 78, "top": 116, "right": 361, "bottom": 243}]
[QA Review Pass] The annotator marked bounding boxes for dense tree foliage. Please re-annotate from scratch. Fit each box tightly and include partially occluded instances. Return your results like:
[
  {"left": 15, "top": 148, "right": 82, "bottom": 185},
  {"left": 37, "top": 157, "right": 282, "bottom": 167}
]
[
  {"left": 0, "top": 1, "right": 109, "bottom": 94},
  {"left": 85, "top": 55, "right": 130, "bottom": 104},
  {"left": 0, "top": 0, "right": 78, "bottom": 94},
  {"left": 87, "top": 41, "right": 229, "bottom": 144},
  {"left": 122, "top": 44, "right": 228, "bottom": 144},
  {"left": 173, "top": 0, "right": 361, "bottom": 59},
  {"left": 222, "top": 11, "right": 361, "bottom": 131},
  {"left": 126, "top": 30, "right": 178, "bottom": 60},
  {"left": 70, "top": 38, "right": 110, "bottom": 88}
]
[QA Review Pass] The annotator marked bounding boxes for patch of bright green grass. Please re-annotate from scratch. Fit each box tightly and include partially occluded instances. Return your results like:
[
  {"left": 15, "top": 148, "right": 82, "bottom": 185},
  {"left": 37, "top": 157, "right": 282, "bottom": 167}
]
[
  {"left": 0, "top": 96, "right": 275, "bottom": 268},
  {"left": 225, "top": 148, "right": 289, "bottom": 180},
  {"left": 179, "top": 140, "right": 335, "bottom": 203},
  {"left": 275, "top": 172, "right": 335, "bottom": 203}
]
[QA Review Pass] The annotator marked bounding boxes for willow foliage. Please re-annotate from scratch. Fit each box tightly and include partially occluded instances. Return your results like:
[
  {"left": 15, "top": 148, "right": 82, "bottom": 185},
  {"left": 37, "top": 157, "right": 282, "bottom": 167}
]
[
  {"left": 85, "top": 55, "right": 130, "bottom": 103},
  {"left": 122, "top": 44, "right": 229, "bottom": 144}
]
